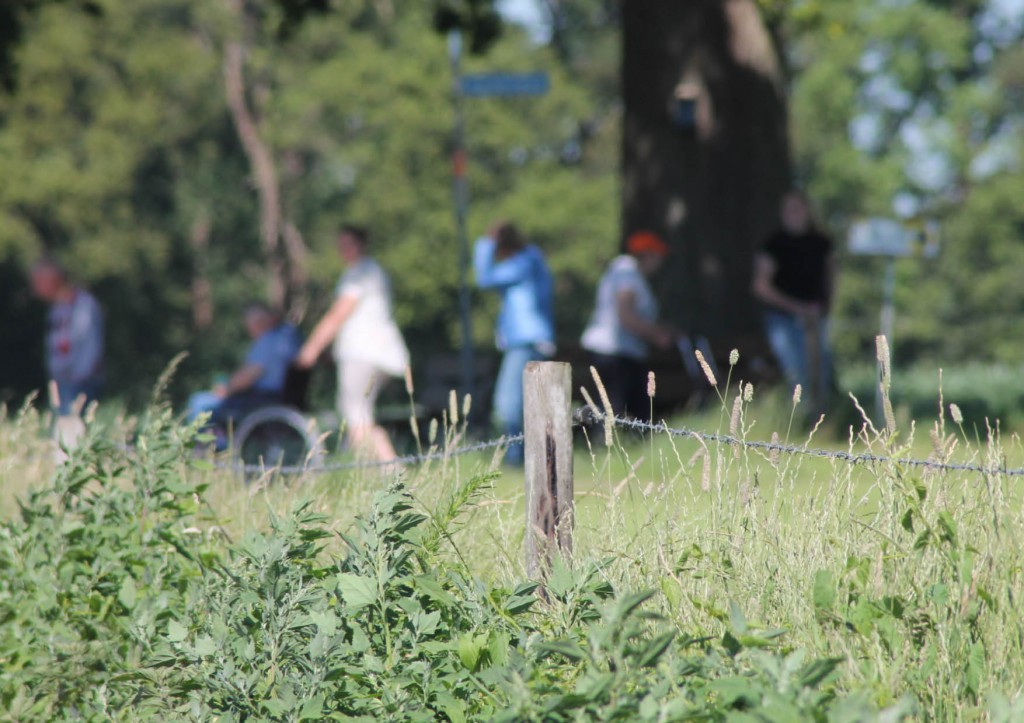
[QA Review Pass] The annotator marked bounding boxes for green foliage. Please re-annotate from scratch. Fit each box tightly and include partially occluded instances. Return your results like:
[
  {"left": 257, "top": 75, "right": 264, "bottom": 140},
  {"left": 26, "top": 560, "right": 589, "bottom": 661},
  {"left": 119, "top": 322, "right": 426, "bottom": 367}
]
[
  {"left": 0, "top": 405, "right": 874, "bottom": 720},
  {"left": 843, "top": 362, "right": 1024, "bottom": 428},
  {"left": 0, "top": 0, "right": 616, "bottom": 406},
  {"left": 782, "top": 0, "right": 1024, "bottom": 366},
  {"left": 0, "top": 401, "right": 217, "bottom": 718}
]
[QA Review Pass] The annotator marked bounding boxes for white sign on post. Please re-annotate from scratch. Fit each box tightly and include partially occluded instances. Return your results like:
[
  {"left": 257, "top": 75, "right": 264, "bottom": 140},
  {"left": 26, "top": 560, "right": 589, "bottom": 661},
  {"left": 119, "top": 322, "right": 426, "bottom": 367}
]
[{"left": 848, "top": 218, "right": 940, "bottom": 258}]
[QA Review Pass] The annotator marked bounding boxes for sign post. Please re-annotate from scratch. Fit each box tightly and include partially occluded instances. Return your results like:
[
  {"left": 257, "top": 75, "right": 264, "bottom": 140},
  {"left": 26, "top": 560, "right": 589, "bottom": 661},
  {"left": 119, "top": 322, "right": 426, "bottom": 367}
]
[
  {"left": 848, "top": 218, "right": 939, "bottom": 421},
  {"left": 447, "top": 32, "right": 550, "bottom": 402},
  {"left": 448, "top": 30, "right": 474, "bottom": 404}
]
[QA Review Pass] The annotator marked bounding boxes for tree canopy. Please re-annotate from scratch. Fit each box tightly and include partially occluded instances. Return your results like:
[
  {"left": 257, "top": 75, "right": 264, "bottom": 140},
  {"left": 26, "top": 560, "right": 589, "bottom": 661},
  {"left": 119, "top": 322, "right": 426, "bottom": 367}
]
[{"left": 0, "top": 0, "right": 1021, "bottom": 407}]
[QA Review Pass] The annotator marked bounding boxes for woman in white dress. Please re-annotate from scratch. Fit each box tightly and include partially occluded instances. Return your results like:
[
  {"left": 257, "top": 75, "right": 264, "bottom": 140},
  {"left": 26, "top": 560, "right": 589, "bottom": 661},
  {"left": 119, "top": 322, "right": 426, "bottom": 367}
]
[{"left": 296, "top": 225, "right": 409, "bottom": 463}]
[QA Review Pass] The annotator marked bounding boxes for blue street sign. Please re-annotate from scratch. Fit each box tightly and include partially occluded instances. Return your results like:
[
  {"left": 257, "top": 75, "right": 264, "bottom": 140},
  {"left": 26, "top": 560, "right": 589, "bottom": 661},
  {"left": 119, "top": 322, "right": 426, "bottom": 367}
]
[{"left": 461, "top": 72, "right": 550, "bottom": 98}]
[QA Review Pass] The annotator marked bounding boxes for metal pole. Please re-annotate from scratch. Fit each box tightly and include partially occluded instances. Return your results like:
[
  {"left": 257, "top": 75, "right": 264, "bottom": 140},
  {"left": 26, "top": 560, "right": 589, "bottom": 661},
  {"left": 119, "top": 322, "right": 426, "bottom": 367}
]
[
  {"left": 876, "top": 257, "right": 896, "bottom": 422},
  {"left": 448, "top": 30, "right": 475, "bottom": 401}
]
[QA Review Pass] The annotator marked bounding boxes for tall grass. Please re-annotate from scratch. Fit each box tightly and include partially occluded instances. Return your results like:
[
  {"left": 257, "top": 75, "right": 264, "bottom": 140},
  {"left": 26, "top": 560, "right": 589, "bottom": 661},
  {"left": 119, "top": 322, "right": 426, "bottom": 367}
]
[{"left": 2, "top": 352, "right": 1024, "bottom": 719}]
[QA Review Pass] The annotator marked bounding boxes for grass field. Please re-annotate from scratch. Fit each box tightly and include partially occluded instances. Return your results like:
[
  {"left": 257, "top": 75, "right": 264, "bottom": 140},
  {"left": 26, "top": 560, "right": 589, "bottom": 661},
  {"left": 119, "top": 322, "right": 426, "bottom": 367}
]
[{"left": 3, "top": 358, "right": 1024, "bottom": 719}]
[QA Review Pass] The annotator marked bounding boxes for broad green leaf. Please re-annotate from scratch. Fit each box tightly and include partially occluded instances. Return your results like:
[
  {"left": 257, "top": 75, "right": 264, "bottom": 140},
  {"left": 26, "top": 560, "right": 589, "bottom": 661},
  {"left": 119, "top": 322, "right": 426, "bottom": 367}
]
[
  {"left": 337, "top": 573, "right": 377, "bottom": 610},
  {"left": 117, "top": 575, "right": 137, "bottom": 610},
  {"left": 194, "top": 636, "right": 217, "bottom": 657},
  {"left": 166, "top": 620, "right": 187, "bottom": 643},
  {"left": 312, "top": 610, "right": 339, "bottom": 637},
  {"left": 299, "top": 695, "right": 325, "bottom": 720}
]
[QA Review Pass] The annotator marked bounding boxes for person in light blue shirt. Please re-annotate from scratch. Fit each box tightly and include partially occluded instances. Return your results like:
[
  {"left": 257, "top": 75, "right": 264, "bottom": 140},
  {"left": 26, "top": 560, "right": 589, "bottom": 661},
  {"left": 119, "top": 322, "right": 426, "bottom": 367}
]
[
  {"left": 474, "top": 222, "right": 555, "bottom": 465},
  {"left": 187, "top": 302, "right": 302, "bottom": 436},
  {"left": 30, "top": 258, "right": 104, "bottom": 415}
]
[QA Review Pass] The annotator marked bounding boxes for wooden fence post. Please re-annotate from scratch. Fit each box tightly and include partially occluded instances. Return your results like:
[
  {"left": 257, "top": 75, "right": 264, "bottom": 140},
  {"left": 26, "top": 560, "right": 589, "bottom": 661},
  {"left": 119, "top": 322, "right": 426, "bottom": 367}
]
[{"left": 523, "top": 361, "right": 574, "bottom": 581}]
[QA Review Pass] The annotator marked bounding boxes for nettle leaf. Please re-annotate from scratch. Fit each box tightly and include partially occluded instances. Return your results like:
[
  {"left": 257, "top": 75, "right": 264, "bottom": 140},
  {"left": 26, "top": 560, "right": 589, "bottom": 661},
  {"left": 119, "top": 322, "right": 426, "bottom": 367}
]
[
  {"left": 166, "top": 620, "right": 188, "bottom": 643},
  {"left": 412, "top": 610, "right": 441, "bottom": 638},
  {"left": 193, "top": 636, "right": 217, "bottom": 657},
  {"left": 299, "top": 695, "right": 325, "bottom": 720},
  {"left": 311, "top": 610, "right": 339, "bottom": 637},
  {"left": 117, "top": 575, "right": 137, "bottom": 610},
  {"left": 337, "top": 573, "right": 377, "bottom": 610},
  {"left": 411, "top": 574, "right": 457, "bottom": 607}
]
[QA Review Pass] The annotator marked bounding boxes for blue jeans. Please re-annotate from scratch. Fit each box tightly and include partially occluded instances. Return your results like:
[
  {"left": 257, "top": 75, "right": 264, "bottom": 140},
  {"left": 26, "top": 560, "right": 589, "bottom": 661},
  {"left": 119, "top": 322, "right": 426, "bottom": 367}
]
[
  {"left": 494, "top": 345, "right": 547, "bottom": 465},
  {"left": 764, "top": 311, "right": 832, "bottom": 397},
  {"left": 55, "top": 379, "right": 102, "bottom": 416}
]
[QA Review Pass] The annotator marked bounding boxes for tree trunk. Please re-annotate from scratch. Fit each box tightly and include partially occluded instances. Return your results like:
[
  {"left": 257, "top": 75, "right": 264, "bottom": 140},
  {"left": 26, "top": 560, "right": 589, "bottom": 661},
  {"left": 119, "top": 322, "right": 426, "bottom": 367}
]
[
  {"left": 222, "top": 0, "right": 308, "bottom": 314},
  {"left": 622, "top": 0, "right": 790, "bottom": 340},
  {"left": 189, "top": 212, "right": 214, "bottom": 331}
]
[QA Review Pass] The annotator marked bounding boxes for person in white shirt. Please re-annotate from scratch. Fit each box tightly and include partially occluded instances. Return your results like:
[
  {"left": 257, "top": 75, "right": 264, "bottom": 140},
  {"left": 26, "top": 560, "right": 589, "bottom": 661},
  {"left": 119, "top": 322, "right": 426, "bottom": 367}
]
[
  {"left": 581, "top": 231, "right": 675, "bottom": 418},
  {"left": 295, "top": 225, "right": 409, "bottom": 463}
]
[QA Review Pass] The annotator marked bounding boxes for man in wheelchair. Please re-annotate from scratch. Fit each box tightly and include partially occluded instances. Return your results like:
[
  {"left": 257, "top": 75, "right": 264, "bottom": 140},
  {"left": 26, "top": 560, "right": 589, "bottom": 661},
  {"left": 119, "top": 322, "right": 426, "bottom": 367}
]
[{"left": 187, "top": 301, "right": 302, "bottom": 448}]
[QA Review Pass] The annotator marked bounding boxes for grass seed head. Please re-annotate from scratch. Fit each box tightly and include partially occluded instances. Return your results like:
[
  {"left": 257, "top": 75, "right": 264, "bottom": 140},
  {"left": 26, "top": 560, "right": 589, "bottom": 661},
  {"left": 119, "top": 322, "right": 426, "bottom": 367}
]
[
  {"left": 449, "top": 390, "right": 459, "bottom": 425},
  {"left": 695, "top": 350, "right": 717, "bottom": 387}
]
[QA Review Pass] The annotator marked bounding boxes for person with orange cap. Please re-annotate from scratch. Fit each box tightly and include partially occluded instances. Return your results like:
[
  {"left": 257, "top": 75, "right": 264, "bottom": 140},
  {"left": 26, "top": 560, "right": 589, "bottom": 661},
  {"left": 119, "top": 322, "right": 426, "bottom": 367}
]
[{"left": 581, "top": 231, "right": 675, "bottom": 418}]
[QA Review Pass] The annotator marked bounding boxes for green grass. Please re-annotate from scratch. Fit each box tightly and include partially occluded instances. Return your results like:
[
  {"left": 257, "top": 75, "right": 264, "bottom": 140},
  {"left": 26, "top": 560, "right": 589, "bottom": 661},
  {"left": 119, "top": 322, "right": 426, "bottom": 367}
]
[{"left": 3, "top": 363, "right": 1024, "bottom": 719}]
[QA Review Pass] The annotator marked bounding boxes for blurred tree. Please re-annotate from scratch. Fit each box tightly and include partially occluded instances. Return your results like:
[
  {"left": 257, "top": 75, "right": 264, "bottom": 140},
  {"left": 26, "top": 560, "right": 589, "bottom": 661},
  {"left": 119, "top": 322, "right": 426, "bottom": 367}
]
[
  {"left": 0, "top": 0, "right": 615, "bottom": 406},
  {"left": 621, "top": 1, "right": 790, "bottom": 340},
  {"left": 779, "top": 0, "right": 1024, "bottom": 367}
]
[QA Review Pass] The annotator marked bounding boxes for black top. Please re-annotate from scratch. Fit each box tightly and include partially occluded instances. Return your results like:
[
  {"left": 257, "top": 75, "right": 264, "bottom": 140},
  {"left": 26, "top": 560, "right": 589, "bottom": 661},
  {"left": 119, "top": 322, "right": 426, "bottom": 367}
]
[{"left": 762, "top": 229, "right": 832, "bottom": 307}]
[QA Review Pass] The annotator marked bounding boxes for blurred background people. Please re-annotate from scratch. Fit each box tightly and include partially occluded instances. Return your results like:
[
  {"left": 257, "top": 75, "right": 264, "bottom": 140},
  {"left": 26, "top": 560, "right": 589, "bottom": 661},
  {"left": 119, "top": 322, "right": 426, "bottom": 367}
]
[
  {"left": 296, "top": 225, "right": 408, "bottom": 464},
  {"left": 29, "top": 258, "right": 104, "bottom": 415},
  {"left": 581, "top": 231, "right": 674, "bottom": 418},
  {"left": 187, "top": 301, "right": 302, "bottom": 439},
  {"left": 474, "top": 221, "right": 555, "bottom": 465},
  {"left": 752, "top": 189, "right": 835, "bottom": 405}
]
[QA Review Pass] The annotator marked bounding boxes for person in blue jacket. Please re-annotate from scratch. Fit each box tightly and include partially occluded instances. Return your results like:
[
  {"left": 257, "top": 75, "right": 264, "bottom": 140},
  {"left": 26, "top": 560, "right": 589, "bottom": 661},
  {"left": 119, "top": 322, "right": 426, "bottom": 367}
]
[{"left": 474, "top": 222, "right": 555, "bottom": 465}]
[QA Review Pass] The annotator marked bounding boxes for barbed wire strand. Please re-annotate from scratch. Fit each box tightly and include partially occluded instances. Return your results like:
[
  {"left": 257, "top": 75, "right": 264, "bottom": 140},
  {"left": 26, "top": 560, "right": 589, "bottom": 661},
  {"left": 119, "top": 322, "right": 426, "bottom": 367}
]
[
  {"left": 588, "top": 411, "right": 1024, "bottom": 478},
  {"left": 214, "top": 409, "right": 1024, "bottom": 479}
]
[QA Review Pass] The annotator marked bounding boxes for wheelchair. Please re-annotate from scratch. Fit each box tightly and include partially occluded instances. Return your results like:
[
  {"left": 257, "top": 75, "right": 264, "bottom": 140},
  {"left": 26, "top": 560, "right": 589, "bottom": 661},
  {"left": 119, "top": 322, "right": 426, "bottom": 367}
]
[{"left": 232, "top": 365, "right": 324, "bottom": 475}]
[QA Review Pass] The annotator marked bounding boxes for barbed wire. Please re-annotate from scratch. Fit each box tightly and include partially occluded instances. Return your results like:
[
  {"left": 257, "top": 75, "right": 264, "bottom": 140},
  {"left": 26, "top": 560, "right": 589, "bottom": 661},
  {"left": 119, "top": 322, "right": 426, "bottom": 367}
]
[
  {"left": 205, "top": 408, "right": 1024, "bottom": 479},
  {"left": 579, "top": 409, "right": 1024, "bottom": 478}
]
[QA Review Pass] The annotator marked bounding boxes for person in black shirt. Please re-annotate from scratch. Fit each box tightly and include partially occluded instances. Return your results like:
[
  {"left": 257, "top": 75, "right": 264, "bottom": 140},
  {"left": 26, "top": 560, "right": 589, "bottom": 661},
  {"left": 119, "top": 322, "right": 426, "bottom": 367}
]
[{"left": 752, "top": 190, "right": 835, "bottom": 405}]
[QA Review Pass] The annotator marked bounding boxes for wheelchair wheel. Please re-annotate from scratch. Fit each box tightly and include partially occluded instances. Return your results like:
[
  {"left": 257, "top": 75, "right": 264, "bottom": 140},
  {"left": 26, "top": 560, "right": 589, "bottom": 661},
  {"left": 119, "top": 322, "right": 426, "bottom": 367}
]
[{"left": 233, "top": 406, "right": 322, "bottom": 477}]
